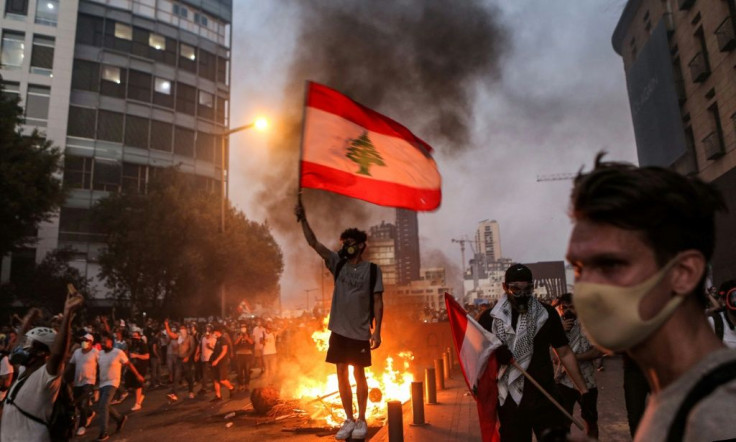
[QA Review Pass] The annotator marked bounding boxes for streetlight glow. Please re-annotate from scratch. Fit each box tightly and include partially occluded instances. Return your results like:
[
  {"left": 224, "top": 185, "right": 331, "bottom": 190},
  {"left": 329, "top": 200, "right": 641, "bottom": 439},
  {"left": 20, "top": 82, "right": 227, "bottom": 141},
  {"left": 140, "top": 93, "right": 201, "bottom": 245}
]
[{"left": 254, "top": 117, "right": 268, "bottom": 131}]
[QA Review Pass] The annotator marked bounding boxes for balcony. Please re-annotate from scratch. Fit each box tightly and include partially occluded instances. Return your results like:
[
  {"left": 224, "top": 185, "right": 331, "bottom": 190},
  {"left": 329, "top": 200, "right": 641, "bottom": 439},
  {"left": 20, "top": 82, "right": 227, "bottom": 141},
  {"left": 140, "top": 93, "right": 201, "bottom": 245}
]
[
  {"left": 715, "top": 17, "right": 736, "bottom": 52},
  {"left": 688, "top": 52, "right": 710, "bottom": 83},
  {"left": 702, "top": 131, "right": 725, "bottom": 160},
  {"left": 679, "top": 0, "right": 695, "bottom": 10}
]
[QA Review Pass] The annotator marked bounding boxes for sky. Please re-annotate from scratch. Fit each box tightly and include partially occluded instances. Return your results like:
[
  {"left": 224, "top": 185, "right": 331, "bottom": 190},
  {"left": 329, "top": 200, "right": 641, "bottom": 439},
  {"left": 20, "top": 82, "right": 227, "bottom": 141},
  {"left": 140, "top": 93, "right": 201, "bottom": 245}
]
[{"left": 226, "top": 0, "right": 638, "bottom": 310}]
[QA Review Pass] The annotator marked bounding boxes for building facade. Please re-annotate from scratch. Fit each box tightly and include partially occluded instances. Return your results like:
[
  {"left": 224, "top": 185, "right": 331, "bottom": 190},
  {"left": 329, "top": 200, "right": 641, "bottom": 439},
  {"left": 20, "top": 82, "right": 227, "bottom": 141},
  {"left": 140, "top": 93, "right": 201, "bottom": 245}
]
[
  {"left": 1, "top": 0, "right": 232, "bottom": 298},
  {"left": 364, "top": 220, "right": 398, "bottom": 286},
  {"left": 612, "top": 0, "right": 736, "bottom": 283},
  {"left": 395, "top": 208, "right": 420, "bottom": 285},
  {"left": 475, "top": 219, "right": 502, "bottom": 264}
]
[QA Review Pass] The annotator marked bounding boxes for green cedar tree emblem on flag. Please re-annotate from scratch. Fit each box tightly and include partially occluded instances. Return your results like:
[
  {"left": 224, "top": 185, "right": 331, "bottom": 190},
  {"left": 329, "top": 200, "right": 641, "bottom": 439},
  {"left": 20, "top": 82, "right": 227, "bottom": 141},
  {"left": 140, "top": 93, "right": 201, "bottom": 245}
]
[{"left": 346, "top": 131, "right": 385, "bottom": 176}]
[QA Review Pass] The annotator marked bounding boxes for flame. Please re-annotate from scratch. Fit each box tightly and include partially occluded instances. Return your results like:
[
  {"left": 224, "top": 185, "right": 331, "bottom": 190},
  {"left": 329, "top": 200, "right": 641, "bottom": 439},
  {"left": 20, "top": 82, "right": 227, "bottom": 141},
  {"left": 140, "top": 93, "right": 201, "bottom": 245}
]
[{"left": 297, "top": 315, "right": 415, "bottom": 426}]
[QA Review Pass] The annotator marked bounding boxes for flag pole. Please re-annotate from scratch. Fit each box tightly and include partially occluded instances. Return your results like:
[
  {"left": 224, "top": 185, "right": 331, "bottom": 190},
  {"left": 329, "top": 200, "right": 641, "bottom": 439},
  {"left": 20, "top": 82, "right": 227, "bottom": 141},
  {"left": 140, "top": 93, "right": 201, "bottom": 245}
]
[
  {"left": 296, "top": 81, "right": 311, "bottom": 204},
  {"left": 511, "top": 360, "right": 585, "bottom": 431}
]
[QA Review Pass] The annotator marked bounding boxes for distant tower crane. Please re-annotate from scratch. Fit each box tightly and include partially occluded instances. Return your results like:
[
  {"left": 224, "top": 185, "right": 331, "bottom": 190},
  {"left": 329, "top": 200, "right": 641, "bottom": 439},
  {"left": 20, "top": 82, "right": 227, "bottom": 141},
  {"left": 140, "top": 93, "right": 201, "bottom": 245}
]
[
  {"left": 536, "top": 173, "right": 576, "bottom": 182},
  {"left": 452, "top": 237, "right": 479, "bottom": 302}
]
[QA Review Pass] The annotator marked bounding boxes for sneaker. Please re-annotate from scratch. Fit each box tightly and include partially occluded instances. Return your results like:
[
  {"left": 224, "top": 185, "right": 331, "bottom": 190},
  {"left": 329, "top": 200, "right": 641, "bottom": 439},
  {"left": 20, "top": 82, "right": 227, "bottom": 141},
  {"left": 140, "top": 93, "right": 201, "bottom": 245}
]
[
  {"left": 352, "top": 419, "right": 367, "bottom": 439},
  {"left": 209, "top": 396, "right": 222, "bottom": 402},
  {"left": 86, "top": 411, "right": 96, "bottom": 428},
  {"left": 115, "top": 415, "right": 128, "bottom": 434},
  {"left": 335, "top": 419, "right": 355, "bottom": 440},
  {"left": 188, "top": 392, "right": 195, "bottom": 399},
  {"left": 167, "top": 393, "right": 179, "bottom": 401},
  {"left": 76, "top": 426, "right": 87, "bottom": 436},
  {"left": 131, "top": 403, "right": 142, "bottom": 411},
  {"left": 96, "top": 433, "right": 110, "bottom": 441}
]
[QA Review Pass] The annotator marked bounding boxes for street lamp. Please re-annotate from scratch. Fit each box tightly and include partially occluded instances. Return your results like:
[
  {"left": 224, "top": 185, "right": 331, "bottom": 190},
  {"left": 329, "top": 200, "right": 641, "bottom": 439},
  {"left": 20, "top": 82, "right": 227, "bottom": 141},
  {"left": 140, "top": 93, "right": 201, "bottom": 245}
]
[{"left": 219, "top": 117, "right": 268, "bottom": 318}]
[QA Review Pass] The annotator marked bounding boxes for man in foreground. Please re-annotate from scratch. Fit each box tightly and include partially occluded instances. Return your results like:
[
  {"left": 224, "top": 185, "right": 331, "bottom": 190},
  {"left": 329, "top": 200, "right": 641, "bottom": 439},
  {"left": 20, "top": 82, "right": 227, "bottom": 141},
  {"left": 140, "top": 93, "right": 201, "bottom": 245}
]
[
  {"left": 295, "top": 200, "right": 384, "bottom": 440},
  {"left": 567, "top": 154, "right": 736, "bottom": 441}
]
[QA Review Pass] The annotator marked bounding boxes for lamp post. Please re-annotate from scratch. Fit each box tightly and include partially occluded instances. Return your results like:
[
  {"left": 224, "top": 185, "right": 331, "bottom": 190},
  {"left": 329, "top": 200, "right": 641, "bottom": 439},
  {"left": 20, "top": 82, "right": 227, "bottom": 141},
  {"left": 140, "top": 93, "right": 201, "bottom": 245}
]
[{"left": 219, "top": 118, "right": 268, "bottom": 319}]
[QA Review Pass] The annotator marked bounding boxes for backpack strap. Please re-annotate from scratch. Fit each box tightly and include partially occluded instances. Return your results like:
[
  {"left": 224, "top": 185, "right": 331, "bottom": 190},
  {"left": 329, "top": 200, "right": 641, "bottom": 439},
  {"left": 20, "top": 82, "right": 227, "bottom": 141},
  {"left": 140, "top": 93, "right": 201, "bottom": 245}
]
[
  {"left": 666, "top": 359, "right": 736, "bottom": 442},
  {"left": 5, "top": 373, "right": 49, "bottom": 427}
]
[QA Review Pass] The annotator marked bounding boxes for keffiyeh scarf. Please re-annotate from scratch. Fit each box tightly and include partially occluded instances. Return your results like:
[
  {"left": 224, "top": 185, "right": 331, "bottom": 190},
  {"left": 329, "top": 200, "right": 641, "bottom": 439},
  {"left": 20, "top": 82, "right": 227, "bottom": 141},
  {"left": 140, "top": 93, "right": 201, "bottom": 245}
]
[{"left": 490, "top": 294, "right": 548, "bottom": 406}]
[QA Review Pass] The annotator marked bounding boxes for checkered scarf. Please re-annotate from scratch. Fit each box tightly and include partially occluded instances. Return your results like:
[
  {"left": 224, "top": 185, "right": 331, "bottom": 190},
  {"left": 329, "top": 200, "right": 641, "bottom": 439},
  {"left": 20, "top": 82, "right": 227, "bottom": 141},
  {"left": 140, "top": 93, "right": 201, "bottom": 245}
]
[{"left": 490, "top": 294, "right": 548, "bottom": 405}]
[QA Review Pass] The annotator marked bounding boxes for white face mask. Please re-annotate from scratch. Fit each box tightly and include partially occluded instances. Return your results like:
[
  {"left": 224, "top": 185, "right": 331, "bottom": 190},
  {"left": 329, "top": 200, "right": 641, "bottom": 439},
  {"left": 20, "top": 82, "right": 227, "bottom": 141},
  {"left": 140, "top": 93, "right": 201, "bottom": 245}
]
[
  {"left": 573, "top": 257, "right": 683, "bottom": 352},
  {"left": 81, "top": 341, "right": 91, "bottom": 350}
]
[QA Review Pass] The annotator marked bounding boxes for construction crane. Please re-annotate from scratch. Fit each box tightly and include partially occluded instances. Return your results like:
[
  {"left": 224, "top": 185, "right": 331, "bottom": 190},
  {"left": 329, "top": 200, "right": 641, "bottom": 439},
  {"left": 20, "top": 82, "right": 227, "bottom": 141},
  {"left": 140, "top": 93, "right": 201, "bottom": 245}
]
[
  {"left": 451, "top": 237, "right": 479, "bottom": 301},
  {"left": 536, "top": 173, "right": 576, "bottom": 182}
]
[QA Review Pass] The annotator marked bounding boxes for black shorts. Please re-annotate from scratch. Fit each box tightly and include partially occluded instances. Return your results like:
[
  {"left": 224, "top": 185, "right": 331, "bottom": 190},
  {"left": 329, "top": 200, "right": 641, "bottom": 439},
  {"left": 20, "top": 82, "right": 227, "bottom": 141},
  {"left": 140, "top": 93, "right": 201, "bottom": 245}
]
[
  {"left": 212, "top": 358, "right": 230, "bottom": 381},
  {"left": 325, "top": 332, "right": 371, "bottom": 367}
]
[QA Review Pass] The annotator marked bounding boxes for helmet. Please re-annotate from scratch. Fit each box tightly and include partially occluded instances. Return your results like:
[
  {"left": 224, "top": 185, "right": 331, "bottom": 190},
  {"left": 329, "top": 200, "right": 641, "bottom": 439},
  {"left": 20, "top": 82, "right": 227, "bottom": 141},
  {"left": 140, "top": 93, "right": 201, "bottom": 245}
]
[{"left": 25, "top": 327, "right": 57, "bottom": 349}]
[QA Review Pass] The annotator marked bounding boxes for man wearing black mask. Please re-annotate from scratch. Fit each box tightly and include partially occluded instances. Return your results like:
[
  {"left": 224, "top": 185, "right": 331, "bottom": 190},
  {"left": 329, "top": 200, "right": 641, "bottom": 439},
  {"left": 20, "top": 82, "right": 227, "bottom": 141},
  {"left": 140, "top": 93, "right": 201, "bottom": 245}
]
[
  {"left": 295, "top": 200, "right": 384, "bottom": 441},
  {"left": 477, "top": 264, "right": 588, "bottom": 442}
]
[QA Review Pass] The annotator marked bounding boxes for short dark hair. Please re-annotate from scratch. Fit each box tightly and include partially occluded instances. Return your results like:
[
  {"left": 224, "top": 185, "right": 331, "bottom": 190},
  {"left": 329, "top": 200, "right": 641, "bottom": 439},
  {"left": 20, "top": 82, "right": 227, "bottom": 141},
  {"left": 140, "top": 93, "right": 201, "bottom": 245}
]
[
  {"left": 571, "top": 153, "right": 726, "bottom": 303},
  {"left": 340, "top": 228, "right": 367, "bottom": 244}
]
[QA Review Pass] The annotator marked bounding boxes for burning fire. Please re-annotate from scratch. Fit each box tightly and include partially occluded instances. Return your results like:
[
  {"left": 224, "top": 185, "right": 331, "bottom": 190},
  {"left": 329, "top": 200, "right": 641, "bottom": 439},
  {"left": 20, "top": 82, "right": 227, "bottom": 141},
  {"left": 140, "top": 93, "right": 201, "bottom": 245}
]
[{"left": 297, "top": 316, "right": 415, "bottom": 426}]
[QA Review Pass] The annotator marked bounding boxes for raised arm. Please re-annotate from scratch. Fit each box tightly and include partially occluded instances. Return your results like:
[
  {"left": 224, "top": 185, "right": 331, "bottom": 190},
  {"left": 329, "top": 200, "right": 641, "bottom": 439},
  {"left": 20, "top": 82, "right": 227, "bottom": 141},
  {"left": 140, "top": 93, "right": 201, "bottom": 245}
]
[
  {"left": 295, "top": 199, "right": 331, "bottom": 260},
  {"left": 48, "top": 290, "right": 85, "bottom": 377}
]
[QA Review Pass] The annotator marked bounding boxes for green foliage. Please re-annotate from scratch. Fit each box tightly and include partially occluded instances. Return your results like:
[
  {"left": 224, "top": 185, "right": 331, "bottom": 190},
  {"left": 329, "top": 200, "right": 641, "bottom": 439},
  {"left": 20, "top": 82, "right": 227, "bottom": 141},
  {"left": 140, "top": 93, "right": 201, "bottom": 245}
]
[
  {"left": 92, "top": 168, "right": 283, "bottom": 317},
  {"left": 0, "top": 247, "right": 94, "bottom": 314},
  {"left": 0, "top": 80, "right": 66, "bottom": 256},
  {"left": 346, "top": 131, "right": 385, "bottom": 176}
]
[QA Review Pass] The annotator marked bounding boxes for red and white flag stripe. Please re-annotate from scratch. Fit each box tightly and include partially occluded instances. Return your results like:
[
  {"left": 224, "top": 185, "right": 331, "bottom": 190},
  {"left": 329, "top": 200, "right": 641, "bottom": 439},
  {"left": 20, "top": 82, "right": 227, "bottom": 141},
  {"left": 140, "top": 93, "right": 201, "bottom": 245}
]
[{"left": 300, "top": 82, "right": 441, "bottom": 211}]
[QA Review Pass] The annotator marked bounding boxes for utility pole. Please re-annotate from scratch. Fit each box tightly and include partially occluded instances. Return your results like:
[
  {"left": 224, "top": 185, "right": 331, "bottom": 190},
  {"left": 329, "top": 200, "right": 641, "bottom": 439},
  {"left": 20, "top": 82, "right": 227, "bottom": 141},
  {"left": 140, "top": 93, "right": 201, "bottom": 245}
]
[{"left": 452, "top": 238, "right": 478, "bottom": 302}]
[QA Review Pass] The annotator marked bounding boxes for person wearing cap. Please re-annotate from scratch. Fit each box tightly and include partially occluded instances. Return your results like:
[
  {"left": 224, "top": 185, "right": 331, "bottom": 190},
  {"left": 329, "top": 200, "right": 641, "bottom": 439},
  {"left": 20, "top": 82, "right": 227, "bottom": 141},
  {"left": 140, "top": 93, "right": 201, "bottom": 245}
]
[
  {"left": 209, "top": 324, "right": 235, "bottom": 401},
  {"left": 68, "top": 333, "right": 100, "bottom": 436},
  {"left": 2, "top": 293, "right": 84, "bottom": 442},
  {"left": 163, "top": 319, "right": 195, "bottom": 401},
  {"left": 566, "top": 154, "right": 736, "bottom": 441},
  {"left": 126, "top": 328, "right": 149, "bottom": 410},
  {"left": 708, "top": 280, "right": 736, "bottom": 349},
  {"left": 477, "top": 264, "right": 588, "bottom": 442}
]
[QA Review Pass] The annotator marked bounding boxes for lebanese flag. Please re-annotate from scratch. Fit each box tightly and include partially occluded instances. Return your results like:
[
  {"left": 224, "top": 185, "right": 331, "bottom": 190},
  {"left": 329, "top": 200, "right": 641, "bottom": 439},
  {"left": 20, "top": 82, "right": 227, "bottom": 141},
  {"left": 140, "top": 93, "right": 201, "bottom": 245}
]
[
  {"left": 445, "top": 293, "right": 501, "bottom": 442},
  {"left": 300, "top": 82, "right": 441, "bottom": 211}
]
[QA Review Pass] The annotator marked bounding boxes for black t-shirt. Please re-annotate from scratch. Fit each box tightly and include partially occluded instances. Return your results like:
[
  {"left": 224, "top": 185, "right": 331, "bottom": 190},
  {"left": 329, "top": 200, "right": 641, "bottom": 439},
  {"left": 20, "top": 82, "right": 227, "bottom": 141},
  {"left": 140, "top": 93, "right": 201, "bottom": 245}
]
[
  {"left": 212, "top": 336, "right": 228, "bottom": 363},
  {"left": 478, "top": 303, "right": 568, "bottom": 409},
  {"left": 129, "top": 338, "right": 149, "bottom": 370}
]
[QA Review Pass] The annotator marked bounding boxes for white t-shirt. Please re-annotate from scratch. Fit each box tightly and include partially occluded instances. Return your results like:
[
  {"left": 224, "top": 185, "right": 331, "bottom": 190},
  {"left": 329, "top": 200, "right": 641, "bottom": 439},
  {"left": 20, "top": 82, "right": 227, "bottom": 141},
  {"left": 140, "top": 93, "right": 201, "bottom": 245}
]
[
  {"left": 263, "top": 332, "right": 276, "bottom": 356},
  {"left": 69, "top": 347, "right": 99, "bottom": 387},
  {"left": 98, "top": 348, "right": 129, "bottom": 388},
  {"left": 200, "top": 335, "right": 216, "bottom": 362},
  {"left": 0, "top": 354, "right": 14, "bottom": 401},
  {"left": 252, "top": 326, "right": 266, "bottom": 349},
  {"left": 1, "top": 365, "right": 61, "bottom": 442}
]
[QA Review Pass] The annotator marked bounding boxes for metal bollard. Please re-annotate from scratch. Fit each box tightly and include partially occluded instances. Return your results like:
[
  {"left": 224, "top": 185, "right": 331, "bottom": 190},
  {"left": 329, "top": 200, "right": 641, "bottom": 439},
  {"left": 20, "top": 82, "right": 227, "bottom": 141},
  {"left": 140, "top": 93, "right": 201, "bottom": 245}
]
[
  {"left": 410, "top": 381, "right": 427, "bottom": 426},
  {"left": 388, "top": 400, "right": 404, "bottom": 442},
  {"left": 434, "top": 358, "right": 445, "bottom": 390},
  {"left": 446, "top": 346, "right": 455, "bottom": 368},
  {"left": 443, "top": 351, "right": 451, "bottom": 379},
  {"left": 425, "top": 367, "right": 437, "bottom": 404}
]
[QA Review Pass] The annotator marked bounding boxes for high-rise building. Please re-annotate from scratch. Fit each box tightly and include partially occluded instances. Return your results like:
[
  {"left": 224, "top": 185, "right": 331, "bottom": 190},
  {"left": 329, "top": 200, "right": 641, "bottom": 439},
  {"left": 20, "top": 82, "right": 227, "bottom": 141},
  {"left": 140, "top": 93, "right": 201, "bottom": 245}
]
[
  {"left": 475, "top": 219, "right": 502, "bottom": 264},
  {"left": 395, "top": 208, "right": 420, "bottom": 285},
  {"left": 365, "top": 221, "right": 397, "bottom": 286},
  {"left": 612, "top": 0, "right": 736, "bottom": 282},
  {"left": 0, "top": 0, "right": 232, "bottom": 298}
]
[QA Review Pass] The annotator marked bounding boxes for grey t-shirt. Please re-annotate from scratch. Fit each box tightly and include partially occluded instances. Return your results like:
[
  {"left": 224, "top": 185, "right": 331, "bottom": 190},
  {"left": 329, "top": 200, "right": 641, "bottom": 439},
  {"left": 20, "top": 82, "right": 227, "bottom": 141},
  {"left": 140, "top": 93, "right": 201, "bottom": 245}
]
[
  {"left": 326, "top": 251, "right": 384, "bottom": 341},
  {"left": 634, "top": 348, "right": 736, "bottom": 442}
]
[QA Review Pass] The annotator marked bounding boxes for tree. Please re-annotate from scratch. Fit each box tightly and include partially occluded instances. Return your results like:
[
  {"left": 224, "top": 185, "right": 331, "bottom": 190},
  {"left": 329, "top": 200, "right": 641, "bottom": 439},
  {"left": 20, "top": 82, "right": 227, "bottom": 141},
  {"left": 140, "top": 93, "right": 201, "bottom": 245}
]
[
  {"left": 346, "top": 131, "right": 385, "bottom": 176},
  {"left": 0, "top": 247, "right": 94, "bottom": 314},
  {"left": 93, "top": 168, "right": 283, "bottom": 317},
  {"left": 0, "top": 79, "right": 66, "bottom": 256}
]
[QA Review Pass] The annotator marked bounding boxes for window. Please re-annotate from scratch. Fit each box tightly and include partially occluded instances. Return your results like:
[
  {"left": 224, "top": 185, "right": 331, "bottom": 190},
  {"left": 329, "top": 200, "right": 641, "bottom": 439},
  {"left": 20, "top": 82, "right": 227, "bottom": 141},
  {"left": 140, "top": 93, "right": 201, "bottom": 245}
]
[
  {"left": 30, "top": 35, "right": 54, "bottom": 75},
  {"left": 198, "top": 49, "right": 215, "bottom": 81},
  {"left": 175, "top": 82, "right": 196, "bottom": 115},
  {"left": 150, "top": 120, "right": 172, "bottom": 151},
  {"left": 154, "top": 77, "right": 171, "bottom": 95},
  {"left": 76, "top": 14, "right": 104, "bottom": 46},
  {"left": 67, "top": 106, "right": 96, "bottom": 138},
  {"left": 194, "top": 13, "right": 208, "bottom": 26},
  {"left": 35, "top": 0, "right": 59, "bottom": 26},
  {"left": 97, "top": 110, "right": 124, "bottom": 142},
  {"left": 1, "top": 31, "right": 25, "bottom": 69},
  {"left": 25, "top": 85, "right": 51, "bottom": 126},
  {"left": 59, "top": 208, "right": 95, "bottom": 242},
  {"left": 198, "top": 91, "right": 213, "bottom": 120},
  {"left": 179, "top": 43, "right": 196, "bottom": 72},
  {"left": 174, "top": 126, "right": 195, "bottom": 157},
  {"left": 124, "top": 114, "right": 149, "bottom": 149},
  {"left": 72, "top": 59, "right": 99, "bottom": 92},
  {"left": 127, "top": 70, "right": 152, "bottom": 102},
  {"left": 131, "top": 27, "right": 149, "bottom": 57},
  {"left": 153, "top": 78, "right": 173, "bottom": 108},
  {"left": 215, "top": 96, "right": 227, "bottom": 124},
  {"left": 92, "top": 159, "right": 121, "bottom": 192},
  {"left": 5, "top": 0, "right": 28, "bottom": 17},
  {"left": 122, "top": 163, "right": 146, "bottom": 193},
  {"left": 196, "top": 132, "right": 214, "bottom": 162},
  {"left": 217, "top": 56, "right": 228, "bottom": 84},
  {"left": 114, "top": 23, "right": 133, "bottom": 40},
  {"left": 2, "top": 81, "right": 20, "bottom": 103},
  {"left": 63, "top": 155, "right": 93, "bottom": 189},
  {"left": 173, "top": 4, "right": 188, "bottom": 18},
  {"left": 100, "top": 65, "right": 126, "bottom": 98},
  {"left": 149, "top": 33, "right": 165, "bottom": 51}
]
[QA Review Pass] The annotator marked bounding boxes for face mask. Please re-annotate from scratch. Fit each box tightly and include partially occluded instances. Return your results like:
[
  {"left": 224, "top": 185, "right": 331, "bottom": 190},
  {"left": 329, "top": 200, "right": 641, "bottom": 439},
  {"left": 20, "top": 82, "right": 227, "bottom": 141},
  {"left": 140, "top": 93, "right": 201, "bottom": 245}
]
[
  {"left": 506, "top": 284, "right": 533, "bottom": 313},
  {"left": 338, "top": 242, "right": 360, "bottom": 260},
  {"left": 240, "top": 328, "right": 247, "bottom": 333},
  {"left": 574, "top": 258, "right": 682, "bottom": 352},
  {"left": 10, "top": 346, "right": 31, "bottom": 366},
  {"left": 81, "top": 341, "right": 92, "bottom": 350}
]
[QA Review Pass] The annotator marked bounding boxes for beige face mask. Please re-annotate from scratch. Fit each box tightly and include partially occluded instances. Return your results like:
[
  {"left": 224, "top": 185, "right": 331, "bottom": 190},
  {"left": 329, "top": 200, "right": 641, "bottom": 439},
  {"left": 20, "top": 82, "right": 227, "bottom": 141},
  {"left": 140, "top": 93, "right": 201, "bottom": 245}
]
[{"left": 573, "top": 258, "right": 683, "bottom": 352}]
